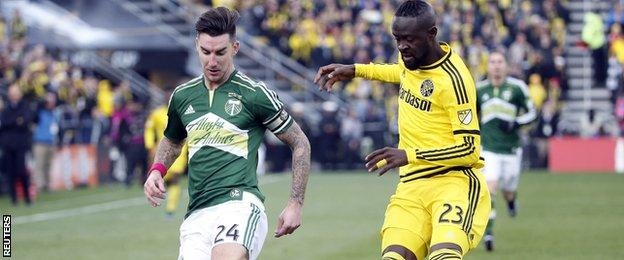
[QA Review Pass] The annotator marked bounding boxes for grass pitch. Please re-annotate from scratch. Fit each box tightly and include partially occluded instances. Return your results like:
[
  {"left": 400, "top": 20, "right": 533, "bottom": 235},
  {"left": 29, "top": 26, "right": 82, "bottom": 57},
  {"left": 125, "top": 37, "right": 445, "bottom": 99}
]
[{"left": 2, "top": 171, "right": 623, "bottom": 259}]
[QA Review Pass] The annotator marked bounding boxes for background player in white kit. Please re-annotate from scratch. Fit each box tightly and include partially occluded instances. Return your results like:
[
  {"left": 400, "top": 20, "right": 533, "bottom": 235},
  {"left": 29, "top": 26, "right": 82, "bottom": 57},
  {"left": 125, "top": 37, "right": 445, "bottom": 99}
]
[
  {"left": 476, "top": 51, "right": 536, "bottom": 251},
  {"left": 143, "top": 7, "right": 311, "bottom": 260}
]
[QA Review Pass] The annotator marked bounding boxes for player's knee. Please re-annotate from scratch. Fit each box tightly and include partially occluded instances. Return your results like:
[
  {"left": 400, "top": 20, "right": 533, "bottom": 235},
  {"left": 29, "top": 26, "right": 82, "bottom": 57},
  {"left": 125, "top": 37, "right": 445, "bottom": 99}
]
[
  {"left": 429, "top": 243, "right": 463, "bottom": 259},
  {"left": 382, "top": 245, "right": 417, "bottom": 260}
]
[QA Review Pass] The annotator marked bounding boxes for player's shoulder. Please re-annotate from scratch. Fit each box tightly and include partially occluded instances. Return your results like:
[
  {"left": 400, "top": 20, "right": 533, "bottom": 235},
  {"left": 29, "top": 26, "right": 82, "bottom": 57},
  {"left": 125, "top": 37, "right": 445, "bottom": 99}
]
[
  {"left": 505, "top": 77, "right": 530, "bottom": 95},
  {"left": 476, "top": 79, "right": 490, "bottom": 90},
  {"left": 172, "top": 76, "right": 203, "bottom": 97},
  {"left": 230, "top": 71, "right": 277, "bottom": 100}
]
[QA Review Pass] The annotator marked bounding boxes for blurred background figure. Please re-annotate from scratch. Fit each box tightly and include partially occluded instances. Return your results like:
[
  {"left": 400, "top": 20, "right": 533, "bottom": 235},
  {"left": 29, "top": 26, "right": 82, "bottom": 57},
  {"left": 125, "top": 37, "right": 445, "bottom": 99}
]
[
  {"left": 32, "top": 91, "right": 59, "bottom": 192},
  {"left": 110, "top": 95, "right": 148, "bottom": 187},
  {"left": 0, "top": 84, "right": 34, "bottom": 205},
  {"left": 144, "top": 90, "right": 187, "bottom": 218},
  {"left": 319, "top": 101, "right": 340, "bottom": 170}
]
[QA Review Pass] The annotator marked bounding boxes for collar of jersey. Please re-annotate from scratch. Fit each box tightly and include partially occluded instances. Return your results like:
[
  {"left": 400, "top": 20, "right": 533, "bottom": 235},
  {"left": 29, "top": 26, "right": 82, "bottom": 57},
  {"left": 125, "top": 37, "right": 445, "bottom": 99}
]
[
  {"left": 418, "top": 42, "right": 452, "bottom": 70},
  {"left": 203, "top": 69, "right": 239, "bottom": 90}
]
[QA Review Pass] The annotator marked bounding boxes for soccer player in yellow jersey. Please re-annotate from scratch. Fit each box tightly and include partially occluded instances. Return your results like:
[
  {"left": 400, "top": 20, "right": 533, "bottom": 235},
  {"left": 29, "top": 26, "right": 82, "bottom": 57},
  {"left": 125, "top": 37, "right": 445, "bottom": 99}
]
[
  {"left": 315, "top": 1, "right": 491, "bottom": 259},
  {"left": 144, "top": 98, "right": 188, "bottom": 218}
]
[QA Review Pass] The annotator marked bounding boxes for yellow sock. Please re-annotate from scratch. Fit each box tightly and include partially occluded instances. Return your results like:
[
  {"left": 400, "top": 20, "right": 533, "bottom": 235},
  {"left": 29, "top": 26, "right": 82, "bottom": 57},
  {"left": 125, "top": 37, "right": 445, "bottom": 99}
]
[
  {"left": 429, "top": 248, "right": 462, "bottom": 260},
  {"left": 166, "top": 183, "right": 181, "bottom": 214}
]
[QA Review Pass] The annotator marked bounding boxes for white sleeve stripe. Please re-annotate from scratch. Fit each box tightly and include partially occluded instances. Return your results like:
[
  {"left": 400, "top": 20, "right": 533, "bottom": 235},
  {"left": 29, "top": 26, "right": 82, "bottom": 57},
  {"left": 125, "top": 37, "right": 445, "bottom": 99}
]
[
  {"left": 507, "top": 77, "right": 530, "bottom": 96},
  {"left": 259, "top": 81, "right": 283, "bottom": 107},
  {"left": 257, "top": 84, "right": 280, "bottom": 110},
  {"left": 517, "top": 100, "right": 537, "bottom": 125},
  {"left": 235, "top": 73, "right": 281, "bottom": 110}
]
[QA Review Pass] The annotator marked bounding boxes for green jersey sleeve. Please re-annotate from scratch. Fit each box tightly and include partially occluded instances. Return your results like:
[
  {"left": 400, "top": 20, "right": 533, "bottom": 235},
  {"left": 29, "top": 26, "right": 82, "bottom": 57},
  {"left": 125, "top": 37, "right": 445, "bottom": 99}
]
[
  {"left": 164, "top": 94, "right": 187, "bottom": 141},
  {"left": 253, "top": 82, "right": 293, "bottom": 134}
]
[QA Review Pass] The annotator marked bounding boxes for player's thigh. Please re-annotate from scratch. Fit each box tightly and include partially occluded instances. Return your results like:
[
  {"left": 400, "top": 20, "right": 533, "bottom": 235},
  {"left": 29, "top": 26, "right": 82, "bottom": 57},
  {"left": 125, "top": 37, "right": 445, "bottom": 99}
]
[
  {"left": 213, "top": 201, "right": 268, "bottom": 260},
  {"left": 429, "top": 170, "right": 491, "bottom": 254},
  {"left": 500, "top": 151, "right": 522, "bottom": 192},
  {"left": 178, "top": 208, "right": 215, "bottom": 260},
  {"left": 481, "top": 150, "right": 501, "bottom": 187},
  {"left": 211, "top": 243, "right": 248, "bottom": 260},
  {"left": 381, "top": 193, "right": 431, "bottom": 260}
]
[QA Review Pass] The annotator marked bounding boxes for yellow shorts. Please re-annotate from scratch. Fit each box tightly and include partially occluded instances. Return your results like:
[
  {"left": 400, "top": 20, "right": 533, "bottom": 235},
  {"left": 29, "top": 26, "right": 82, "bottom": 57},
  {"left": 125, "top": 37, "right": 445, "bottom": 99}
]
[
  {"left": 163, "top": 145, "right": 188, "bottom": 182},
  {"left": 381, "top": 168, "right": 491, "bottom": 259}
]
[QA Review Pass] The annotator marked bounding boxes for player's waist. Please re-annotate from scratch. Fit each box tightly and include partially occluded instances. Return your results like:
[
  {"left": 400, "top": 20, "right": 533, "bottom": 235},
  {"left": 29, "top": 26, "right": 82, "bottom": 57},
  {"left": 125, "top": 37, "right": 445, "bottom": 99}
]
[{"left": 399, "top": 165, "right": 474, "bottom": 183}]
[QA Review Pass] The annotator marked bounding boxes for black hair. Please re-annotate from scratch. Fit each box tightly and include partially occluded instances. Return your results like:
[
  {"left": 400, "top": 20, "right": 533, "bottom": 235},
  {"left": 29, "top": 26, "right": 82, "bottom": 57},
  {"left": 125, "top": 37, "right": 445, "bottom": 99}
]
[
  {"left": 395, "top": 0, "right": 434, "bottom": 18},
  {"left": 195, "top": 7, "right": 240, "bottom": 38}
]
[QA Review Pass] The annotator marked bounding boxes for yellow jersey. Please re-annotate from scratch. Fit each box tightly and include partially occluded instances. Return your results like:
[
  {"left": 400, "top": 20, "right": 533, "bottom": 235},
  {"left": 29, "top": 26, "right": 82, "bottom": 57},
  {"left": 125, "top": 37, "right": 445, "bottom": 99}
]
[
  {"left": 145, "top": 105, "right": 188, "bottom": 175},
  {"left": 144, "top": 106, "right": 168, "bottom": 151},
  {"left": 355, "top": 42, "right": 484, "bottom": 183}
]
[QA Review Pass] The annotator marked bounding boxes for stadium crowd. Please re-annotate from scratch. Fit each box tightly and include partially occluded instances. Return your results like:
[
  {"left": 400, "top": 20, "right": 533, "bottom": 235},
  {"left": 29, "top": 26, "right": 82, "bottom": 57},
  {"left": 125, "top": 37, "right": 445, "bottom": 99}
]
[
  {"left": 3, "top": 0, "right": 624, "bottom": 204},
  {"left": 0, "top": 9, "right": 151, "bottom": 204}
]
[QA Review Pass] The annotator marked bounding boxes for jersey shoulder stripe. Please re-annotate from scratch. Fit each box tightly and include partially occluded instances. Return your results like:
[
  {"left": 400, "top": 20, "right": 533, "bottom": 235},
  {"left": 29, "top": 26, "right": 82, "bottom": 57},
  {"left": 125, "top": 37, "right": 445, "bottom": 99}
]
[
  {"left": 476, "top": 79, "right": 490, "bottom": 89},
  {"left": 506, "top": 77, "right": 530, "bottom": 96},
  {"left": 234, "top": 72, "right": 282, "bottom": 110},
  {"left": 173, "top": 76, "right": 202, "bottom": 95},
  {"left": 441, "top": 60, "right": 468, "bottom": 105}
]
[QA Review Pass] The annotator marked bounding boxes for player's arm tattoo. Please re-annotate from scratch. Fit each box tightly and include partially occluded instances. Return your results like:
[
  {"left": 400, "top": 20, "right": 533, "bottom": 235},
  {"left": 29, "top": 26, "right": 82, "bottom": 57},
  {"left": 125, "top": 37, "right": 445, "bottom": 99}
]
[
  {"left": 276, "top": 122, "right": 311, "bottom": 205},
  {"left": 154, "top": 136, "right": 184, "bottom": 168}
]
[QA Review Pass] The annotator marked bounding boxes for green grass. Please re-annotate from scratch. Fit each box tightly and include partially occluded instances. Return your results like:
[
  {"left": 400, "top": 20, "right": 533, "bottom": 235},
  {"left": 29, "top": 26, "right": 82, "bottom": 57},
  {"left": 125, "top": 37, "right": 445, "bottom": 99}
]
[{"left": 2, "top": 171, "right": 623, "bottom": 259}]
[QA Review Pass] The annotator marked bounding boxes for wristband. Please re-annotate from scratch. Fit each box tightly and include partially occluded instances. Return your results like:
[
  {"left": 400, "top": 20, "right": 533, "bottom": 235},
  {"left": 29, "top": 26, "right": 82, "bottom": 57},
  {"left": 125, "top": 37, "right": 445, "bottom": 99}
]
[{"left": 149, "top": 163, "right": 167, "bottom": 177}]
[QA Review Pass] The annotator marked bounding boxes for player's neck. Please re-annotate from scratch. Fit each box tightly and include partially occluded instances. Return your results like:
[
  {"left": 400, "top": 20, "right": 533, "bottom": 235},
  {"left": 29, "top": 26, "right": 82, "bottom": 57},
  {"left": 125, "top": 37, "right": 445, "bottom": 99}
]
[
  {"left": 491, "top": 76, "right": 506, "bottom": 87},
  {"left": 205, "top": 66, "right": 236, "bottom": 91},
  {"left": 423, "top": 43, "right": 445, "bottom": 67}
]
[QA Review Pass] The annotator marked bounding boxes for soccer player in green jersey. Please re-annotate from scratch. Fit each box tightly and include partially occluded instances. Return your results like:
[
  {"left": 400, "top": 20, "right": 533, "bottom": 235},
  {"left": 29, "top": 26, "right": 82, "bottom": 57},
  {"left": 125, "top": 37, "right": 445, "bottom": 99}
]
[
  {"left": 143, "top": 7, "right": 311, "bottom": 260},
  {"left": 476, "top": 51, "right": 536, "bottom": 251}
]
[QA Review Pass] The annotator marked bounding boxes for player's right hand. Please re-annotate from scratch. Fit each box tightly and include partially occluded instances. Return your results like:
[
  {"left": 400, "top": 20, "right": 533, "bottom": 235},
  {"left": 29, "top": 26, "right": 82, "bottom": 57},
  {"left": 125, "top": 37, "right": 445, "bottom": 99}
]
[
  {"left": 314, "top": 64, "right": 355, "bottom": 92},
  {"left": 144, "top": 171, "right": 167, "bottom": 207}
]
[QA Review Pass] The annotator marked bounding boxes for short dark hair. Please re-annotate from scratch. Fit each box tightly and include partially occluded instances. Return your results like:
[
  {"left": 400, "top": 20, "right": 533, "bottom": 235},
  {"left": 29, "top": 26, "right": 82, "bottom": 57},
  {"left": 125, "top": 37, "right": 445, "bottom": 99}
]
[
  {"left": 195, "top": 7, "right": 239, "bottom": 38},
  {"left": 395, "top": 0, "right": 434, "bottom": 18}
]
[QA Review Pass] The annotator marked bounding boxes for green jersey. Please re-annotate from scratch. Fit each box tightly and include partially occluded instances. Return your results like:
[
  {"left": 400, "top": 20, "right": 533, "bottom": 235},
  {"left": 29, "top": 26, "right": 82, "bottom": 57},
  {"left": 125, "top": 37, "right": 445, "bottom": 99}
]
[
  {"left": 164, "top": 70, "right": 293, "bottom": 217},
  {"left": 476, "top": 77, "right": 536, "bottom": 154}
]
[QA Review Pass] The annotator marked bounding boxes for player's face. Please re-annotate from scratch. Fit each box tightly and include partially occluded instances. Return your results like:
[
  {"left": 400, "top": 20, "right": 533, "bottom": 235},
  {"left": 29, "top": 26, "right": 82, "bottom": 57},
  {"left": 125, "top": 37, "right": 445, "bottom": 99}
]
[
  {"left": 196, "top": 33, "right": 239, "bottom": 85},
  {"left": 487, "top": 52, "right": 508, "bottom": 79},
  {"left": 392, "top": 16, "right": 436, "bottom": 70}
]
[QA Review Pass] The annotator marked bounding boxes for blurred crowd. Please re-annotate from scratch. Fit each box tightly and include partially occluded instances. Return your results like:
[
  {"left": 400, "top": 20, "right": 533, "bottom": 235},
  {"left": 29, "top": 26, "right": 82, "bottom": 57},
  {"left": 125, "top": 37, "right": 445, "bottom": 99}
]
[
  {"left": 178, "top": 0, "right": 571, "bottom": 170},
  {"left": 0, "top": 9, "right": 151, "bottom": 205},
  {"left": 5, "top": 0, "right": 624, "bottom": 201}
]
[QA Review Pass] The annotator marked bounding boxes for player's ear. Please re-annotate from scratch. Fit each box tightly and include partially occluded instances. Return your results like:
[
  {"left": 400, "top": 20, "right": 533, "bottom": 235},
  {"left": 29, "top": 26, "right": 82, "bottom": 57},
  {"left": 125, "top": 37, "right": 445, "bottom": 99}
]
[
  {"left": 232, "top": 40, "right": 240, "bottom": 55},
  {"left": 427, "top": 26, "right": 437, "bottom": 41}
]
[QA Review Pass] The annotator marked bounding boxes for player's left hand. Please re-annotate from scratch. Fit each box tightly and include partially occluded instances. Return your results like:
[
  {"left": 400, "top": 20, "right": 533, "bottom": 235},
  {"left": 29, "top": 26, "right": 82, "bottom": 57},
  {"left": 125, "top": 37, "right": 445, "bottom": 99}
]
[
  {"left": 365, "top": 147, "right": 408, "bottom": 176},
  {"left": 275, "top": 199, "right": 303, "bottom": 238}
]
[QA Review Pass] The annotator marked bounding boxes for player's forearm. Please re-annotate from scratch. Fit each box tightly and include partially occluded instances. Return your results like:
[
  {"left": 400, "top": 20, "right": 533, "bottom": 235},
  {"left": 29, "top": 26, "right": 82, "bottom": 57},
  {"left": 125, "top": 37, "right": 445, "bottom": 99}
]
[
  {"left": 153, "top": 137, "right": 184, "bottom": 169},
  {"left": 405, "top": 135, "right": 482, "bottom": 167},
  {"left": 276, "top": 123, "right": 311, "bottom": 205},
  {"left": 354, "top": 63, "right": 401, "bottom": 84}
]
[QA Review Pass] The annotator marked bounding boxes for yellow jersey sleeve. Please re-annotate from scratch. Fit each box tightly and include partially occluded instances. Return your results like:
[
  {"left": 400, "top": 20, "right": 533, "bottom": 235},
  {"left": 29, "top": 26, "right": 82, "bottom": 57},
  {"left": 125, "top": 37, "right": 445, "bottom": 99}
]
[
  {"left": 144, "top": 110, "right": 158, "bottom": 150},
  {"left": 354, "top": 63, "right": 401, "bottom": 84},
  {"left": 404, "top": 61, "right": 483, "bottom": 169}
]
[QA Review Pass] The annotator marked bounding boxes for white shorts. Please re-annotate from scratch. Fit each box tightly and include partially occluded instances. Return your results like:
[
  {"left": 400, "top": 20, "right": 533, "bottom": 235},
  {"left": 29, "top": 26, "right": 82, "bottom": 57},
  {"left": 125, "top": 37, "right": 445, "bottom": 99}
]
[
  {"left": 178, "top": 191, "right": 268, "bottom": 260},
  {"left": 482, "top": 149, "right": 522, "bottom": 192}
]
